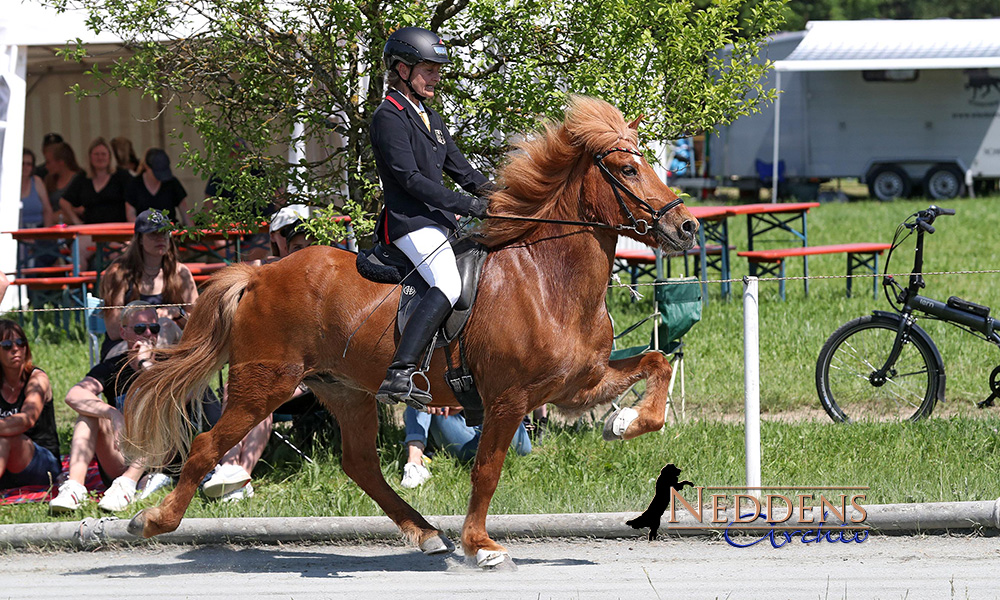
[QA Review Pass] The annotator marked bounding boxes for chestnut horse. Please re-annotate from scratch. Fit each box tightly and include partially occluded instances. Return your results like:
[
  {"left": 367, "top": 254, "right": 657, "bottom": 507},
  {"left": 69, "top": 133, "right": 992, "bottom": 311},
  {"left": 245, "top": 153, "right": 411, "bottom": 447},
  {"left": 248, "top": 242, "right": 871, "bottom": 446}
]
[{"left": 123, "top": 96, "right": 697, "bottom": 568}]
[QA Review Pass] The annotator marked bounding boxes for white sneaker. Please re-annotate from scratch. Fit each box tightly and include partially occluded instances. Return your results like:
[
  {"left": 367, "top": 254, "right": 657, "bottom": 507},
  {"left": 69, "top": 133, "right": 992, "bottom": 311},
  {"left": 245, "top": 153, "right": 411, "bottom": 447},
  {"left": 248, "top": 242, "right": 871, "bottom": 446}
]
[
  {"left": 50, "top": 480, "right": 88, "bottom": 514},
  {"left": 98, "top": 476, "right": 137, "bottom": 512},
  {"left": 220, "top": 481, "right": 254, "bottom": 503},
  {"left": 400, "top": 462, "right": 431, "bottom": 489},
  {"left": 202, "top": 463, "right": 252, "bottom": 498},
  {"left": 138, "top": 472, "right": 174, "bottom": 500}
]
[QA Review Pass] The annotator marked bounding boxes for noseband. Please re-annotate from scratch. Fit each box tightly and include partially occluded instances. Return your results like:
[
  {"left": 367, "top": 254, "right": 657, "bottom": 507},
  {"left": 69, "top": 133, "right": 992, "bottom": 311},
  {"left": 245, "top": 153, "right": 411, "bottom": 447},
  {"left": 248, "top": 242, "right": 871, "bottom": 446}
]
[{"left": 595, "top": 146, "right": 685, "bottom": 235}]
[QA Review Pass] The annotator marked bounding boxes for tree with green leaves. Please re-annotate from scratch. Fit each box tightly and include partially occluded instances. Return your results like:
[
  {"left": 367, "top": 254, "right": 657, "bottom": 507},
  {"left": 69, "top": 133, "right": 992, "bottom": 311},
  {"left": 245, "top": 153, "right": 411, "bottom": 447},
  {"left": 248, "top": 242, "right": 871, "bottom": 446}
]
[{"left": 49, "top": 0, "right": 785, "bottom": 238}]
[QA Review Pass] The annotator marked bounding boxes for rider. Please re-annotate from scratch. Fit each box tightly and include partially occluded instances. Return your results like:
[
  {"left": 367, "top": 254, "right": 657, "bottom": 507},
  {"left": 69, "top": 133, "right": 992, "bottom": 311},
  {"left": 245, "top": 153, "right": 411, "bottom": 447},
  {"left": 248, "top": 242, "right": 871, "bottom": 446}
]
[{"left": 371, "top": 26, "right": 492, "bottom": 408}]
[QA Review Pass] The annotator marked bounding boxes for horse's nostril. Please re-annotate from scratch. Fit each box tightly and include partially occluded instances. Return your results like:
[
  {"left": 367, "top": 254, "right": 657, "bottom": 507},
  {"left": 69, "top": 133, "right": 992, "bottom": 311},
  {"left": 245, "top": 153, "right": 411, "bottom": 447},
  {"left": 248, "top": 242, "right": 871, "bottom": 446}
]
[{"left": 681, "top": 219, "right": 697, "bottom": 237}]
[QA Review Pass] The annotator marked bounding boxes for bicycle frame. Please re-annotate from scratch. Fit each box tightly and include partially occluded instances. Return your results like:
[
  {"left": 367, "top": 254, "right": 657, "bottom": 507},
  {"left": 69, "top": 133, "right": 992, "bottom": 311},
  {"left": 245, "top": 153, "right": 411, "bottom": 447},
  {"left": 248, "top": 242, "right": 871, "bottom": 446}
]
[{"left": 871, "top": 214, "right": 1000, "bottom": 393}]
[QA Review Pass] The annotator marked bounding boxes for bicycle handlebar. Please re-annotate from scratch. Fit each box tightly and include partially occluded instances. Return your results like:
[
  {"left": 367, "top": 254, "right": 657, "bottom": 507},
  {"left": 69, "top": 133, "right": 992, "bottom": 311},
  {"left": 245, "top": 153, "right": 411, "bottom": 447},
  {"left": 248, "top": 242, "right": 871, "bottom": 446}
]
[{"left": 912, "top": 205, "right": 955, "bottom": 234}]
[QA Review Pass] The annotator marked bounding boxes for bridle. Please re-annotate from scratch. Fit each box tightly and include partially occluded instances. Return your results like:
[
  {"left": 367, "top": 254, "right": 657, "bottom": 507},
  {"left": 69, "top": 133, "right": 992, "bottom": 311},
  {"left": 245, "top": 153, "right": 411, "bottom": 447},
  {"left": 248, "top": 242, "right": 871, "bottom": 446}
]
[
  {"left": 487, "top": 145, "right": 685, "bottom": 235},
  {"left": 593, "top": 146, "right": 685, "bottom": 236}
]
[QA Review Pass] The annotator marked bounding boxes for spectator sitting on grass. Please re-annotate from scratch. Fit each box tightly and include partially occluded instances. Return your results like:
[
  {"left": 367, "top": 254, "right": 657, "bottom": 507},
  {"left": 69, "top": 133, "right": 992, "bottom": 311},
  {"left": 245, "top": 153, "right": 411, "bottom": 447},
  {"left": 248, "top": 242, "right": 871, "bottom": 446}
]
[
  {"left": 400, "top": 406, "right": 532, "bottom": 488},
  {"left": 201, "top": 205, "right": 317, "bottom": 502},
  {"left": 49, "top": 301, "right": 181, "bottom": 514},
  {"left": 0, "top": 320, "right": 61, "bottom": 492}
]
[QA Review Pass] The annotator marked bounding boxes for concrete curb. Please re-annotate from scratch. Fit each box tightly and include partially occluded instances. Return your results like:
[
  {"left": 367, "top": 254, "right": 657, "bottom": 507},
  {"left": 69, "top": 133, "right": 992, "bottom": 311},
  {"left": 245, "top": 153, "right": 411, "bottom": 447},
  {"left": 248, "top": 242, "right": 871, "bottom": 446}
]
[{"left": 2, "top": 499, "right": 998, "bottom": 550}]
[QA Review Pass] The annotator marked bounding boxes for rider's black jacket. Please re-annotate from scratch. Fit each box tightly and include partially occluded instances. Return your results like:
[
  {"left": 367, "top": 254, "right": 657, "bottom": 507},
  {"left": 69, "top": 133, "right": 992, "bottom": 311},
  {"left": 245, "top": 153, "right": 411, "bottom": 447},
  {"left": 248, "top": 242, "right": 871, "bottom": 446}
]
[{"left": 370, "top": 89, "right": 487, "bottom": 243}]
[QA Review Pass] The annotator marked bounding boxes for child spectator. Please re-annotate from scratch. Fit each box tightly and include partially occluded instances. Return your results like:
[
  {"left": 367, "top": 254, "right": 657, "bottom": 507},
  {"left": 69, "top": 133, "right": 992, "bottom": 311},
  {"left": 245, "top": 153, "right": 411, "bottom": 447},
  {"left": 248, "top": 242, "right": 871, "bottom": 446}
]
[
  {"left": 0, "top": 320, "right": 61, "bottom": 491},
  {"left": 49, "top": 302, "right": 176, "bottom": 513}
]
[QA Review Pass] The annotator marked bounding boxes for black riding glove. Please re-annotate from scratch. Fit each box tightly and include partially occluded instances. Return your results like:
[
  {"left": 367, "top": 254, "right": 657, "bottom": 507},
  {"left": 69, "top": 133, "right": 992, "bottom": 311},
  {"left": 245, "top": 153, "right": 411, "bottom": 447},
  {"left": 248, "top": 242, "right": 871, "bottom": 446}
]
[{"left": 467, "top": 194, "right": 490, "bottom": 219}]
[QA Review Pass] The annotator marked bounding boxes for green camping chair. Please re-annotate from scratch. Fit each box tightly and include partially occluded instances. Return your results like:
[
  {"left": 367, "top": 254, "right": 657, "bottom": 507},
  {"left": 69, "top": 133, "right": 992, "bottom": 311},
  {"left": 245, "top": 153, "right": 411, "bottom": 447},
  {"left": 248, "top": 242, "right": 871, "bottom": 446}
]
[{"left": 608, "top": 277, "right": 702, "bottom": 421}]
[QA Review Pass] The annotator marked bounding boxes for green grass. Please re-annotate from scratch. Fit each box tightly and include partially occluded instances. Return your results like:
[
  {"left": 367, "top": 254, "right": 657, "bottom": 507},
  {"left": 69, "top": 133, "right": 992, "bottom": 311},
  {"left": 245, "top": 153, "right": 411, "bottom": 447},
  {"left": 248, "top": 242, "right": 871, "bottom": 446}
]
[
  {"left": 610, "top": 195, "right": 1000, "bottom": 415},
  {"left": 2, "top": 417, "right": 998, "bottom": 524},
  {"left": 4, "top": 196, "right": 1000, "bottom": 524}
]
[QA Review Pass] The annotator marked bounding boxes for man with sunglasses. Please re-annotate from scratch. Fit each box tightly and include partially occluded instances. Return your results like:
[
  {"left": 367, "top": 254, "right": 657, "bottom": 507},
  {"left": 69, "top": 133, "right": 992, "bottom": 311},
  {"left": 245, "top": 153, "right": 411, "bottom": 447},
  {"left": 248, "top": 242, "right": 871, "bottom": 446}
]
[{"left": 50, "top": 301, "right": 168, "bottom": 514}]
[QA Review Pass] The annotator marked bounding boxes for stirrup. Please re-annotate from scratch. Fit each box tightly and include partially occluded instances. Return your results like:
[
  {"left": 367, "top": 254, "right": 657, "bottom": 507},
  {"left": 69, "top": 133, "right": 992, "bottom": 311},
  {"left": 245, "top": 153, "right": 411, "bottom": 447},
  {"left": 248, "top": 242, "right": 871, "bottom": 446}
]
[{"left": 402, "top": 370, "right": 433, "bottom": 410}]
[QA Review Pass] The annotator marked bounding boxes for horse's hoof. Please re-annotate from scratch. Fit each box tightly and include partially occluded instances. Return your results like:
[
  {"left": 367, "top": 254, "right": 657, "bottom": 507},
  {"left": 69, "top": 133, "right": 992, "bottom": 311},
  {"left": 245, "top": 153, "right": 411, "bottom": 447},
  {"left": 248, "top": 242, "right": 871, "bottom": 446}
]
[
  {"left": 475, "top": 549, "right": 516, "bottom": 570},
  {"left": 603, "top": 407, "right": 639, "bottom": 441},
  {"left": 126, "top": 510, "right": 147, "bottom": 537},
  {"left": 419, "top": 533, "right": 455, "bottom": 555}
]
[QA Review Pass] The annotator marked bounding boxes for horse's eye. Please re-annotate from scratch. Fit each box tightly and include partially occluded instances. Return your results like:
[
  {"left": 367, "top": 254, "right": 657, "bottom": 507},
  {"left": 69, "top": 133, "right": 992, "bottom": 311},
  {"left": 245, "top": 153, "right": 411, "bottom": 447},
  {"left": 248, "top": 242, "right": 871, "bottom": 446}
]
[{"left": 621, "top": 165, "right": 638, "bottom": 177}]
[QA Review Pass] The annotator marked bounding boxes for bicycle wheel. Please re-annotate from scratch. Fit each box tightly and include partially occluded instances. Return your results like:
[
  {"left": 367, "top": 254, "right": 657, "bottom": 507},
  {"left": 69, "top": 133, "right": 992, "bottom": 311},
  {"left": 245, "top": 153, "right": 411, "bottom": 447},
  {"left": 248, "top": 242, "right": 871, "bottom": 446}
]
[{"left": 816, "top": 315, "right": 940, "bottom": 423}]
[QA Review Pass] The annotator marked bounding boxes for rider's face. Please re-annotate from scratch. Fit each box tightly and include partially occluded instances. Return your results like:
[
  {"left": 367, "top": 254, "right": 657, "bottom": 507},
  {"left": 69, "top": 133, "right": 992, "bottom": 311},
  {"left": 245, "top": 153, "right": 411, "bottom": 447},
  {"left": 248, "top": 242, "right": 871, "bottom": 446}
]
[{"left": 399, "top": 62, "right": 441, "bottom": 100}]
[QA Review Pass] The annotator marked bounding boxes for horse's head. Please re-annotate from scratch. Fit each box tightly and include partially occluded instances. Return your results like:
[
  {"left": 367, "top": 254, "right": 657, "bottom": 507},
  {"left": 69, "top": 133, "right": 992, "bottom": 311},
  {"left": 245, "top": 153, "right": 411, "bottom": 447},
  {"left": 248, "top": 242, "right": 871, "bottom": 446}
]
[
  {"left": 566, "top": 99, "right": 697, "bottom": 252},
  {"left": 484, "top": 96, "right": 698, "bottom": 251},
  {"left": 589, "top": 116, "right": 697, "bottom": 252}
]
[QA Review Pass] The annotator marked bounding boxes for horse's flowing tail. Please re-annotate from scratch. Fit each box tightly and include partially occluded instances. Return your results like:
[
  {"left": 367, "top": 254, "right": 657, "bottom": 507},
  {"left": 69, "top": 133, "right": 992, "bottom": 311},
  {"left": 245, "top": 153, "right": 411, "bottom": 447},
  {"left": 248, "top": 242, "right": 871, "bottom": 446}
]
[{"left": 122, "top": 264, "right": 255, "bottom": 467}]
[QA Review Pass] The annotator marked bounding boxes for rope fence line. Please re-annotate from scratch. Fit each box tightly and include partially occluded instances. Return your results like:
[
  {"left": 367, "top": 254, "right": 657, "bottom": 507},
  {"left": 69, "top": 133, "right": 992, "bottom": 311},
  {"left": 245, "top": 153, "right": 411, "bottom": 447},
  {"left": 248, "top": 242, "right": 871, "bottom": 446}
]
[
  {"left": 3, "top": 303, "right": 193, "bottom": 315},
  {"left": 4, "top": 269, "right": 1000, "bottom": 315},
  {"left": 609, "top": 268, "right": 1000, "bottom": 288}
]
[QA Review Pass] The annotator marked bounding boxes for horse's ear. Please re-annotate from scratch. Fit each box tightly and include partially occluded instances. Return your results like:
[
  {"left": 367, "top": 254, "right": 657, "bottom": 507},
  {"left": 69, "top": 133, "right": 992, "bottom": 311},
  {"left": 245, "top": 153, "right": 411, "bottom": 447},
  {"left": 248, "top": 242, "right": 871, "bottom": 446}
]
[{"left": 627, "top": 115, "right": 644, "bottom": 130}]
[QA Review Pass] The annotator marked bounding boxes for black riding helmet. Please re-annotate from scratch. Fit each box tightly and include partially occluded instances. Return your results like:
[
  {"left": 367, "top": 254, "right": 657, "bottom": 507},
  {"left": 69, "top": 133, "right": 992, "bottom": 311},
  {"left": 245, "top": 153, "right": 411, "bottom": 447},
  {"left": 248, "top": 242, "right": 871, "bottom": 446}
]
[
  {"left": 383, "top": 27, "right": 451, "bottom": 70},
  {"left": 383, "top": 27, "right": 450, "bottom": 101}
]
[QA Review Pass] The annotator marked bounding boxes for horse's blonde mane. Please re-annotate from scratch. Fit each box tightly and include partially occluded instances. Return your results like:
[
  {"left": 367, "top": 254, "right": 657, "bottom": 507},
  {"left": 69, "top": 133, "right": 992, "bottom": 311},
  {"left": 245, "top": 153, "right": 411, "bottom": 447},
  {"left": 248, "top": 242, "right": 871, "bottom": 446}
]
[{"left": 482, "top": 95, "right": 638, "bottom": 246}]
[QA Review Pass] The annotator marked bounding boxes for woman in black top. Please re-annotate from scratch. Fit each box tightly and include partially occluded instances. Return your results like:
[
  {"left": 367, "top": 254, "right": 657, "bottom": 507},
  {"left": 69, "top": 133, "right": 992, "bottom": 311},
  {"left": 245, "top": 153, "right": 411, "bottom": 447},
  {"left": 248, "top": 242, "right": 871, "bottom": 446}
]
[
  {"left": 0, "top": 319, "right": 60, "bottom": 490},
  {"left": 62, "top": 137, "right": 132, "bottom": 224},
  {"left": 125, "top": 148, "right": 189, "bottom": 225}
]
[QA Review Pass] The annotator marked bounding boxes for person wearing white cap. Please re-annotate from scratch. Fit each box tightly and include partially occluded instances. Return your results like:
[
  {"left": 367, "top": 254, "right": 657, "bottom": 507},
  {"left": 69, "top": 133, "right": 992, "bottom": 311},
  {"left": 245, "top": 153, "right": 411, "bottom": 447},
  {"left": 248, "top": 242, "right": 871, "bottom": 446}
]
[
  {"left": 268, "top": 204, "right": 311, "bottom": 258},
  {"left": 202, "top": 204, "right": 315, "bottom": 502}
]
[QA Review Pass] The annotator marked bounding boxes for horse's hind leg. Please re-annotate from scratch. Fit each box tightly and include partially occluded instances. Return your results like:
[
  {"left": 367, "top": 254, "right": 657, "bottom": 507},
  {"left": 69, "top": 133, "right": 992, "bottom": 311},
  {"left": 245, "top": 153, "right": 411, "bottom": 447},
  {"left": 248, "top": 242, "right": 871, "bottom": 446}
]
[
  {"left": 130, "top": 361, "right": 301, "bottom": 538},
  {"left": 310, "top": 381, "right": 453, "bottom": 555}
]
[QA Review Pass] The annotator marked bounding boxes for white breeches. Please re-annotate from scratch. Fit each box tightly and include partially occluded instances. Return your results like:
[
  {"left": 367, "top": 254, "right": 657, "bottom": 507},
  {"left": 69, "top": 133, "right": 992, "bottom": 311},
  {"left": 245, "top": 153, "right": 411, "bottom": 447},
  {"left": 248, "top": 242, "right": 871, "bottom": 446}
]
[{"left": 395, "top": 225, "right": 461, "bottom": 306}]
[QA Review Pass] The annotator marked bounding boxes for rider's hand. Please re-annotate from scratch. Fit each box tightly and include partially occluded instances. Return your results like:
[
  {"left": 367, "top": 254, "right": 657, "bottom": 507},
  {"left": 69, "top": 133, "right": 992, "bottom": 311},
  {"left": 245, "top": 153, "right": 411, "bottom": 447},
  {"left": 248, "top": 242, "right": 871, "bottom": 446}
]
[{"left": 467, "top": 195, "right": 489, "bottom": 219}]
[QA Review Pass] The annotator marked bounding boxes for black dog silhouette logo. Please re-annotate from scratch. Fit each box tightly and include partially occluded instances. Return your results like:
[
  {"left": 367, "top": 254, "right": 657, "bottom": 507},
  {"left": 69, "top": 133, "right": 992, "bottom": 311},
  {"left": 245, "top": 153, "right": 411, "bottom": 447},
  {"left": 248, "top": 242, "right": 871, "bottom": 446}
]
[{"left": 626, "top": 462, "right": 693, "bottom": 541}]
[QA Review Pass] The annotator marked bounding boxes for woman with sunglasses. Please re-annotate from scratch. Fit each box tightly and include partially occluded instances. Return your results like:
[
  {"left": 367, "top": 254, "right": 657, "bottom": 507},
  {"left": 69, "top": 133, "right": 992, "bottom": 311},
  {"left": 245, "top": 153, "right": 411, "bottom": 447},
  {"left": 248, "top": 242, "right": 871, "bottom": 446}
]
[
  {"left": 0, "top": 320, "right": 61, "bottom": 492},
  {"left": 98, "top": 209, "right": 198, "bottom": 360}
]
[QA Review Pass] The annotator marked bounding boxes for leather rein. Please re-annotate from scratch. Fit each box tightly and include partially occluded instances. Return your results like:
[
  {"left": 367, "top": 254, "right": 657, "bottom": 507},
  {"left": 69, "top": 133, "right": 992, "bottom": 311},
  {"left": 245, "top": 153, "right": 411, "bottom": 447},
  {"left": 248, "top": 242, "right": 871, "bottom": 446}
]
[{"left": 486, "top": 146, "right": 685, "bottom": 235}]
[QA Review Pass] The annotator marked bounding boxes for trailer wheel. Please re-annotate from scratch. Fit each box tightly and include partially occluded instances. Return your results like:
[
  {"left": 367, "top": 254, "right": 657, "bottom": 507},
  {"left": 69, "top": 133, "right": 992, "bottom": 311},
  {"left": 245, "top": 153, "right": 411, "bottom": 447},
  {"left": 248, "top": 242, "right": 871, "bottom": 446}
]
[
  {"left": 923, "top": 164, "right": 966, "bottom": 200},
  {"left": 867, "top": 165, "right": 912, "bottom": 201}
]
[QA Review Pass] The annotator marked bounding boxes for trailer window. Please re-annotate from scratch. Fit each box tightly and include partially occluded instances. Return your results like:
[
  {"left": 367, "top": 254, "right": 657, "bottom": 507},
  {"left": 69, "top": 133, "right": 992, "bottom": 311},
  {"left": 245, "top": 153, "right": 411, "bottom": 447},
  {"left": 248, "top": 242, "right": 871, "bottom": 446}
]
[{"left": 862, "top": 70, "right": 919, "bottom": 82}]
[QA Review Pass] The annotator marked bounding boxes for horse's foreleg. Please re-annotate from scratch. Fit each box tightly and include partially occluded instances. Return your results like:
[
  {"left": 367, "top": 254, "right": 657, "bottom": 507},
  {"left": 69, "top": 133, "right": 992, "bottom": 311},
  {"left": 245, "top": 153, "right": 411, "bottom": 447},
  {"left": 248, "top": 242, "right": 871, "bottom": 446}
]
[
  {"left": 577, "top": 352, "right": 673, "bottom": 441},
  {"left": 461, "top": 401, "right": 525, "bottom": 569},
  {"left": 313, "top": 382, "right": 453, "bottom": 555},
  {"left": 130, "top": 361, "right": 301, "bottom": 538}
]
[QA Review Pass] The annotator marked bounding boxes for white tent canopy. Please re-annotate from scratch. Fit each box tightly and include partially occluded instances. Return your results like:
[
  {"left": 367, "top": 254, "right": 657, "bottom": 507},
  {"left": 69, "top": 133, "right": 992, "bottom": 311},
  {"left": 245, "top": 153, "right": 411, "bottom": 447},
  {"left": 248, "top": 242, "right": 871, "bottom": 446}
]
[
  {"left": 768, "top": 19, "right": 1000, "bottom": 200},
  {"left": 775, "top": 19, "right": 1000, "bottom": 72}
]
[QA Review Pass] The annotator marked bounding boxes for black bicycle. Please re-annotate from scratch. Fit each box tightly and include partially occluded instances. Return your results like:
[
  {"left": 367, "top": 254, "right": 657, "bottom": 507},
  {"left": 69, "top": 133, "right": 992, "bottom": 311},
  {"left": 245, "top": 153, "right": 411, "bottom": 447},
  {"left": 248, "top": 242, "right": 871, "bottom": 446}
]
[{"left": 815, "top": 205, "right": 1000, "bottom": 423}]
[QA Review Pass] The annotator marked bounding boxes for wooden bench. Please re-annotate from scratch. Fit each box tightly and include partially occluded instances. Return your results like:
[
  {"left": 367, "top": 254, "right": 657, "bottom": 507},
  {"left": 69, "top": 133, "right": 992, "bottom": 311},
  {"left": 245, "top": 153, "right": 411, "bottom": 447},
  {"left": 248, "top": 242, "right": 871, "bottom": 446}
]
[
  {"left": 738, "top": 243, "right": 892, "bottom": 300},
  {"left": 615, "top": 245, "right": 732, "bottom": 286},
  {"left": 11, "top": 265, "right": 74, "bottom": 277}
]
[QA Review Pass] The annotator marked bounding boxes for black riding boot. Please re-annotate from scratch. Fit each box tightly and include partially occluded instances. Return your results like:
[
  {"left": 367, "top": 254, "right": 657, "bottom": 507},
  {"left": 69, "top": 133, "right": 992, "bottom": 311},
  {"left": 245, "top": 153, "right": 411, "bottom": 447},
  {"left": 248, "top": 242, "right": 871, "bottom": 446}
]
[{"left": 376, "top": 287, "right": 453, "bottom": 409}]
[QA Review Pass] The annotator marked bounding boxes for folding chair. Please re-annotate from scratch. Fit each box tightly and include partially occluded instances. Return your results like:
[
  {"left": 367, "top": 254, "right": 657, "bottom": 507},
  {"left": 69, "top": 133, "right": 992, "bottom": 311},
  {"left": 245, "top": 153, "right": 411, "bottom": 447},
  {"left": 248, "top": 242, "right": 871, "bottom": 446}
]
[{"left": 608, "top": 277, "right": 702, "bottom": 422}]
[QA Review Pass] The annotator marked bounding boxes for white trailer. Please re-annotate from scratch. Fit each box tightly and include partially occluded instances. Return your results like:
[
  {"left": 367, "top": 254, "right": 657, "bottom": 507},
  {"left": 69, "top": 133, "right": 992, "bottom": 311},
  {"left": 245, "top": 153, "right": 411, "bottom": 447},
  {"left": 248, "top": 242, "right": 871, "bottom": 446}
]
[{"left": 709, "top": 19, "right": 1000, "bottom": 201}]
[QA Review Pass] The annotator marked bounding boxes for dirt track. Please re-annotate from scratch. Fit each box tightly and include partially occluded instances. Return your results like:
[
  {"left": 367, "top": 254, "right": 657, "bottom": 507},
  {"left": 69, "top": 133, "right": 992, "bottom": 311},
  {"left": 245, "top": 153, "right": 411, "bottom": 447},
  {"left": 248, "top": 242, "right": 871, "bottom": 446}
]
[{"left": 4, "top": 534, "right": 998, "bottom": 599}]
